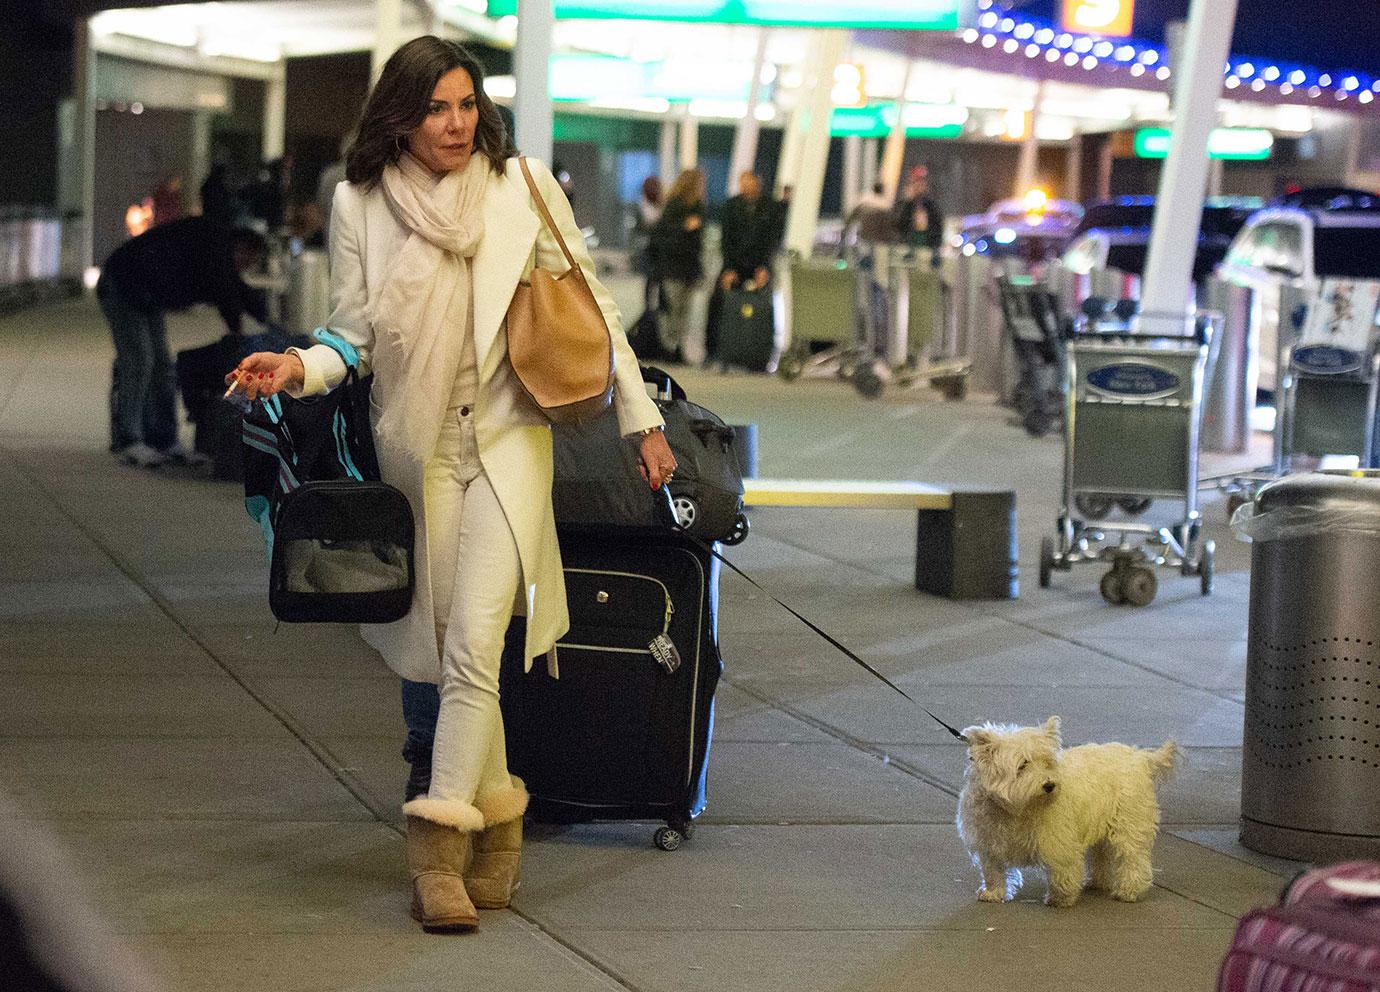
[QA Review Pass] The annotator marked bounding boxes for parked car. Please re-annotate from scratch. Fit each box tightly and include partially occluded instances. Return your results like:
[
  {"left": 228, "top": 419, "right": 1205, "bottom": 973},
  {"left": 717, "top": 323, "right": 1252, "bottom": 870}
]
[
  {"left": 1269, "top": 187, "right": 1378, "bottom": 211},
  {"left": 1060, "top": 195, "right": 1259, "bottom": 282},
  {"left": 955, "top": 192, "right": 1083, "bottom": 273},
  {"left": 1216, "top": 197, "right": 1380, "bottom": 391}
]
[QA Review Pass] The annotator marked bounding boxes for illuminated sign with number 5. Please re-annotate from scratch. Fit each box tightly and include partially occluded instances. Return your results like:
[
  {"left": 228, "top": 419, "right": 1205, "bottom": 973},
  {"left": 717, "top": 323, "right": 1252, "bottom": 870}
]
[{"left": 1061, "top": 0, "right": 1134, "bottom": 36}]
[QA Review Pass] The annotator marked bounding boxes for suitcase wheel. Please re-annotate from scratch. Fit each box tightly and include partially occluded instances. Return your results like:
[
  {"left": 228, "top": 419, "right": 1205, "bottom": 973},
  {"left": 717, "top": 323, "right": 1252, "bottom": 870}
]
[
  {"left": 654, "top": 820, "right": 693, "bottom": 851},
  {"left": 722, "top": 512, "right": 750, "bottom": 546},
  {"left": 654, "top": 826, "right": 684, "bottom": 851},
  {"left": 671, "top": 494, "right": 699, "bottom": 532}
]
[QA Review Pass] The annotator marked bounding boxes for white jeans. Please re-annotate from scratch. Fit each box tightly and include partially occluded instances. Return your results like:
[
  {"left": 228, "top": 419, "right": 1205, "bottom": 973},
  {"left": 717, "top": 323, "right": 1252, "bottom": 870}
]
[{"left": 422, "top": 405, "right": 521, "bottom": 804}]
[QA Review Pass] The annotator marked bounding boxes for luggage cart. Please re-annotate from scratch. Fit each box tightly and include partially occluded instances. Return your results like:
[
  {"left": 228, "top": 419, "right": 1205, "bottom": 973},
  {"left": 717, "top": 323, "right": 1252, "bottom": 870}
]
[
  {"left": 1208, "top": 281, "right": 1380, "bottom": 517},
  {"left": 996, "top": 275, "right": 1066, "bottom": 436},
  {"left": 850, "top": 255, "right": 970, "bottom": 400},
  {"left": 778, "top": 255, "right": 867, "bottom": 382},
  {"left": 1277, "top": 279, "right": 1380, "bottom": 473},
  {"left": 1039, "top": 303, "right": 1217, "bottom": 605}
]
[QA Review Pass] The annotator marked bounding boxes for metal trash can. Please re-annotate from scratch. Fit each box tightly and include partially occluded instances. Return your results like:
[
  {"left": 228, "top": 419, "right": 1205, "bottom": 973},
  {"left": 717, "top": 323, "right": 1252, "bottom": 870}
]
[{"left": 1234, "top": 470, "right": 1380, "bottom": 860}]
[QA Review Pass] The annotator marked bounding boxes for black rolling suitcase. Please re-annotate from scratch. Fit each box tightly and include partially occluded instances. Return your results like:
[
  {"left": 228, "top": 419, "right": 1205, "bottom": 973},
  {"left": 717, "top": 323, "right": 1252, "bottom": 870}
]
[
  {"left": 717, "top": 286, "right": 774, "bottom": 372},
  {"left": 499, "top": 525, "right": 722, "bottom": 850}
]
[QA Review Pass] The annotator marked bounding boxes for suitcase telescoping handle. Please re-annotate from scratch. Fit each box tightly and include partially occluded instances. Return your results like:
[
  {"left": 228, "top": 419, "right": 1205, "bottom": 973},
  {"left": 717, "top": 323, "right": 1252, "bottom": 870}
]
[{"left": 640, "top": 365, "right": 687, "bottom": 403}]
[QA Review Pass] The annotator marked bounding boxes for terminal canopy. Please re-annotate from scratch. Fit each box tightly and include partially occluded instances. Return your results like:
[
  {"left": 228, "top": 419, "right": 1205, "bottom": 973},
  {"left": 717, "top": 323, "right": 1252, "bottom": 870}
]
[{"left": 484, "top": 0, "right": 966, "bottom": 30}]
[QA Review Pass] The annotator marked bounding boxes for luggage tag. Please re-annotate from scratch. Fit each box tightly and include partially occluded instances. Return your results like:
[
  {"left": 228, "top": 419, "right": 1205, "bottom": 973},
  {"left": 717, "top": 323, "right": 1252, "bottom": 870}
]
[{"left": 648, "top": 633, "right": 681, "bottom": 675}]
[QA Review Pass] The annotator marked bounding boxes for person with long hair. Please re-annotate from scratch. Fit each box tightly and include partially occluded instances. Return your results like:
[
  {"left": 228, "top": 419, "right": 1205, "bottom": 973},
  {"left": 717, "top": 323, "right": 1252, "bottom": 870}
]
[
  {"left": 648, "top": 167, "right": 706, "bottom": 361},
  {"left": 224, "top": 36, "right": 676, "bottom": 934}
]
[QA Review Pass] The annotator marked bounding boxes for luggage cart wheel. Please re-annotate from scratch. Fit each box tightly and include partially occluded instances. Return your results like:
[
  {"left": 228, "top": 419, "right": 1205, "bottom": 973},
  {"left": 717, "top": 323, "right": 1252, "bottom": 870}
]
[
  {"left": 778, "top": 350, "right": 805, "bottom": 381},
  {"left": 935, "top": 373, "right": 967, "bottom": 401},
  {"left": 1075, "top": 494, "right": 1114, "bottom": 520},
  {"left": 1121, "top": 566, "right": 1158, "bottom": 608},
  {"left": 853, "top": 366, "right": 884, "bottom": 399},
  {"left": 1199, "top": 540, "right": 1216, "bottom": 597},
  {"left": 671, "top": 494, "right": 699, "bottom": 533},
  {"left": 1039, "top": 536, "right": 1055, "bottom": 589},
  {"left": 723, "top": 512, "right": 750, "bottom": 546},
  {"left": 1117, "top": 497, "right": 1152, "bottom": 517},
  {"left": 1099, "top": 570, "right": 1125, "bottom": 606}
]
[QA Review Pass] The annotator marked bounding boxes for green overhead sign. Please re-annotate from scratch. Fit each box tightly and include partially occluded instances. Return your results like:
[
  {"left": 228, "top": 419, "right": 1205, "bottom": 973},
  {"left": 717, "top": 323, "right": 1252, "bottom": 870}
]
[
  {"left": 486, "top": 0, "right": 964, "bottom": 29},
  {"left": 1134, "top": 127, "right": 1274, "bottom": 161},
  {"left": 830, "top": 104, "right": 966, "bottom": 139}
]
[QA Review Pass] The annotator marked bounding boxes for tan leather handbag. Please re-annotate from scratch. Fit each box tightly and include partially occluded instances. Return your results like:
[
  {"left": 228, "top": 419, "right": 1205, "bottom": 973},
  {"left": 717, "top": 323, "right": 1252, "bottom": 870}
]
[{"left": 506, "top": 156, "right": 615, "bottom": 424}]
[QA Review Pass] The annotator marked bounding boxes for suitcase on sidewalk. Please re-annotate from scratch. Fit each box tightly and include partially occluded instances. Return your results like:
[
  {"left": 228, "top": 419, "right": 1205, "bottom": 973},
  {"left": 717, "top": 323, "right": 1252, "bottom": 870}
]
[
  {"left": 717, "top": 287, "right": 774, "bottom": 372},
  {"left": 499, "top": 526, "right": 722, "bottom": 850},
  {"left": 1218, "top": 861, "right": 1380, "bottom": 991}
]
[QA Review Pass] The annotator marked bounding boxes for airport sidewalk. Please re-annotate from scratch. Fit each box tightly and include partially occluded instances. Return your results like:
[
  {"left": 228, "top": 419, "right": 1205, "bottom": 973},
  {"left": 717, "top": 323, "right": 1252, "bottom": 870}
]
[{"left": 0, "top": 295, "right": 1291, "bottom": 992}]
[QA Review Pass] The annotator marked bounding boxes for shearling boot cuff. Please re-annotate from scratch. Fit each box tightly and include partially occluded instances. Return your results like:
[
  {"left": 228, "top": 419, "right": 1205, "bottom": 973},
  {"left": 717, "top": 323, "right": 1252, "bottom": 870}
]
[
  {"left": 402, "top": 797, "right": 484, "bottom": 832},
  {"left": 474, "top": 776, "right": 529, "bottom": 827}
]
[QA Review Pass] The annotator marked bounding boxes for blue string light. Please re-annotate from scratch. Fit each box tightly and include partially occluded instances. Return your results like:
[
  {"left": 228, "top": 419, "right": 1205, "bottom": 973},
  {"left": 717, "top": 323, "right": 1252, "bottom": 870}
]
[{"left": 967, "top": 0, "right": 1375, "bottom": 103}]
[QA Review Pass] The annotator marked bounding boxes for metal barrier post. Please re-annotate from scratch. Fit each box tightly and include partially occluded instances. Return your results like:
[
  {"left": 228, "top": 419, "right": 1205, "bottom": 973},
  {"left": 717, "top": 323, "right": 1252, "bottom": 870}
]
[
  {"left": 1201, "top": 279, "right": 1255, "bottom": 454},
  {"left": 958, "top": 253, "right": 1004, "bottom": 394}
]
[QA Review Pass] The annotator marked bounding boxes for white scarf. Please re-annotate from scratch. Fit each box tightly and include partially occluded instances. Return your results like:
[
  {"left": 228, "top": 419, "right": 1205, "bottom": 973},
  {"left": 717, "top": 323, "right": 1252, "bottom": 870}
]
[{"left": 370, "top": 152, "right": 489, "bottom": 469}]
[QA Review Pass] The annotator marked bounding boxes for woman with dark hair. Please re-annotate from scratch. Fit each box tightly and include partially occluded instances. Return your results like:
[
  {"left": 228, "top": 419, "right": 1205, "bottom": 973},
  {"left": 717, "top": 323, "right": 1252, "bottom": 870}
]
[{"left": 225, "top": 35, "right": 676, "bottom": 934}]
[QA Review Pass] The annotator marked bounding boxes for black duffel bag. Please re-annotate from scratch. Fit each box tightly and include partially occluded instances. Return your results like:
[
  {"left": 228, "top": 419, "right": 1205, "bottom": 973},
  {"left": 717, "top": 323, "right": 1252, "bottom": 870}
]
[
  {"left": 241, "top": 329, "right": 414, "bottom": 623},
  {"left": 552, "top": 365, "right": 748, "bottom": 544}
]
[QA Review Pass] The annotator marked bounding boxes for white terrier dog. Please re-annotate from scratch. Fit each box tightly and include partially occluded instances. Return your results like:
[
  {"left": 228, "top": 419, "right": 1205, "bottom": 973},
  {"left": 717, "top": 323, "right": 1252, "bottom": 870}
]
[{"left": 956, "top": 717, "right": 1179, "bottom": 907}]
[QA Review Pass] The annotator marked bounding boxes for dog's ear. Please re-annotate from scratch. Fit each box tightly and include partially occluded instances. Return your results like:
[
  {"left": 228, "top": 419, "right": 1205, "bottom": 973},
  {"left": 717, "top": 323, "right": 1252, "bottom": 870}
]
[
  {"left": 961, "top": 726, "right": 993, "bottom": 748},
  {"left": 1042, "top": 716, "right": 1062, "bottom": 747}
]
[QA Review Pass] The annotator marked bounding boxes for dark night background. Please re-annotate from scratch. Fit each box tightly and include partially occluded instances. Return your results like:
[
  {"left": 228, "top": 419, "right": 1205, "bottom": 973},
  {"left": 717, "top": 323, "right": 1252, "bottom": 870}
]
[{"left": 1015, "top": 0, "right": 1380, "bottom": 74}]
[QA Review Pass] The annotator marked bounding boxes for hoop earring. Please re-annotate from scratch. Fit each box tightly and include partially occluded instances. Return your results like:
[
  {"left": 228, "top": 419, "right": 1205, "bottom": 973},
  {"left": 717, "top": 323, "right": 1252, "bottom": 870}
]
[{"left": 393, "top": 135, "right": 405, "bottom": 155}]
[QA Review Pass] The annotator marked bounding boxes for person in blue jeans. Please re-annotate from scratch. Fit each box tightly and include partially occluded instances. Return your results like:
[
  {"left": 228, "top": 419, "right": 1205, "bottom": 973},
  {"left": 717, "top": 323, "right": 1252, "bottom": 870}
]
[{"left": 97, "top": 217, "right": 266, "bottom": 467}]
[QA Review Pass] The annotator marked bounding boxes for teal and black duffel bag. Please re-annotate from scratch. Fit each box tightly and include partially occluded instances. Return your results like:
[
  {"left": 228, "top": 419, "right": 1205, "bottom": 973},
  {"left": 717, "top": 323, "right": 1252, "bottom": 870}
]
[{"left": 240, "top": 329, "right": 414, "bottom": 623}]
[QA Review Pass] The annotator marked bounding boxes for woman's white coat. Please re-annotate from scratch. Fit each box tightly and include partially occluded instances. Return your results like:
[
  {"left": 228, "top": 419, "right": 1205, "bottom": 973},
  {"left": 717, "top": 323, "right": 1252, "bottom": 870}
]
[{"left": 307, "top": 156, "right": 662, "bottom": 683}]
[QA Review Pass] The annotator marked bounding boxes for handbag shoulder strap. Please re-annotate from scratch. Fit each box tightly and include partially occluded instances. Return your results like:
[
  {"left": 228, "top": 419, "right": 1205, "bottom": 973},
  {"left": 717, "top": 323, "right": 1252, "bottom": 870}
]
[{"left": 518, "top": 156, "right": 579, "bottom": 272}]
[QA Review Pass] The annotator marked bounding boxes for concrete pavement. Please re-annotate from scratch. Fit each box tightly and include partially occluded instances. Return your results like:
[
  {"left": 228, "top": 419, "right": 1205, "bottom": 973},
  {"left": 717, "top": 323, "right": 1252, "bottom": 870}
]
[{"left": 0, "top": 294, "right": 1293, "bottom": 991}]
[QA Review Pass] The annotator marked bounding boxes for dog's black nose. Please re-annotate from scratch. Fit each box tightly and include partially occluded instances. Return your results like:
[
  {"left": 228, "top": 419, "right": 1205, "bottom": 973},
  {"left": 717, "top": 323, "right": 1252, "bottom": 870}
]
[{"left": 1043, "top": 781, "right": 1056, "bottom": 793}]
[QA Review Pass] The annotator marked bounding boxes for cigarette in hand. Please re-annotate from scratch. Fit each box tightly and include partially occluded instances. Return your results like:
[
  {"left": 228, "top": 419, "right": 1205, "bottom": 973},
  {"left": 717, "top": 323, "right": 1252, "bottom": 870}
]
[{"left": 223, "top": 378, "right": 241, "bottom": 401}]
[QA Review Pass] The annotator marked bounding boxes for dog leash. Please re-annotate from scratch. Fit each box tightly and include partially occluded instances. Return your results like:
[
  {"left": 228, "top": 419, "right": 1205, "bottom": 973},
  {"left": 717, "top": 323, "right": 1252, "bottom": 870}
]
[{"left": 673, "top": 526, "right": 968, "bottom": 743}]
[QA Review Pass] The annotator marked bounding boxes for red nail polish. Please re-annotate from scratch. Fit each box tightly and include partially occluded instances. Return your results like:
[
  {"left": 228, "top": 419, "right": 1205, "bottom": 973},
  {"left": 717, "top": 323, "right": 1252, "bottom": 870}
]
[{"left": 257, "top": 373, "right": 265, "bottom": 379}]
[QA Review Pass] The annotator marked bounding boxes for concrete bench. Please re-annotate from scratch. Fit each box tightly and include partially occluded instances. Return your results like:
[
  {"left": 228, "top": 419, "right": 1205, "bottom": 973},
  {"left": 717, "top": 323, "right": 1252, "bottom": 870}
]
[{"left": 742, "top": 479, "right": 1018, "bottom": 600}]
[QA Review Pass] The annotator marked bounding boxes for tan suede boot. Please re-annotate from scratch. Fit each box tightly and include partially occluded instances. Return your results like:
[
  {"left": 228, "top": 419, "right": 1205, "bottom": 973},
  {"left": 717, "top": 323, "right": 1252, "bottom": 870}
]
[
  {"left": 402, "top": 798, "right": 484, "bottom": 933},
  {"left": 467, "top": 777, "right": 529, "bottom": 909}
]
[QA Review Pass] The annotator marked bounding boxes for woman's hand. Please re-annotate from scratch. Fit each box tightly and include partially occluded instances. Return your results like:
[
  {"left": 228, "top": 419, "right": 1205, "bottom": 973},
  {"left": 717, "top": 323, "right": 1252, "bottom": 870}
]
[
  {"left": 637, "top": 429, "right": 678, "bottom": 491},
  {"left": 224, "top": 351, "right": 305, "bottom": 401}
]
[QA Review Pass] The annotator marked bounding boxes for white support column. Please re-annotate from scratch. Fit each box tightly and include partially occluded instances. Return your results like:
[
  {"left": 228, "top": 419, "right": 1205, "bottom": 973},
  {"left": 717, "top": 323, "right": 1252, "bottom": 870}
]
[
  {"left": 1095, "top": 136, "right": 1114, "bottom": 200},
  {"left": 677, "top": 108, "right": 698, "bottom": 172},
  {"left": 1141, "top": 0, "right": 1238, "bottom": 321},
  {"left": 1014, "top": 80, "right": 1044, "bottom": 195},
  {"left": 74, "top": 17, "right": 97, "bottom": 275},
  {"left": 191, "top": 111, "right": 213, "bottom": 210},
  {"left": 514, "top": 0, "right": 554, "bottom": 164},
  {"left": 1343, "top": 122, "right": 1363, "bottom": 187},
  {"left": 372, "top": 0, "right": 403, "bottom": 85},
  {"left": 861, "top": 136, "right": 879, "bottom": 195},
  {"left": 263, "top": 67, "right": 286, "bottom": 161},
  {"left": 728, "top": 29, "right": 769, "bottom": 193},
  {"left": 776, "top": 102, "right": 806, "bottom": 197},
  {"left": 1066, "top": 131, "right": 1083, "bottom": 201},
  {"left": 1206, "top": 156, "right": 1225, "bottom": 197},
  {"left": 879, "top": 60, "right": 913, "bottom": 200},
  {"left": 659, "top": 117, "right": 679, "bottom": 184},
  {"left": 842, "top": 135, "right": 863, "bottom": 216},
  {"left": 783, "top": 29, "right": 845, "bottom": 256}
]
